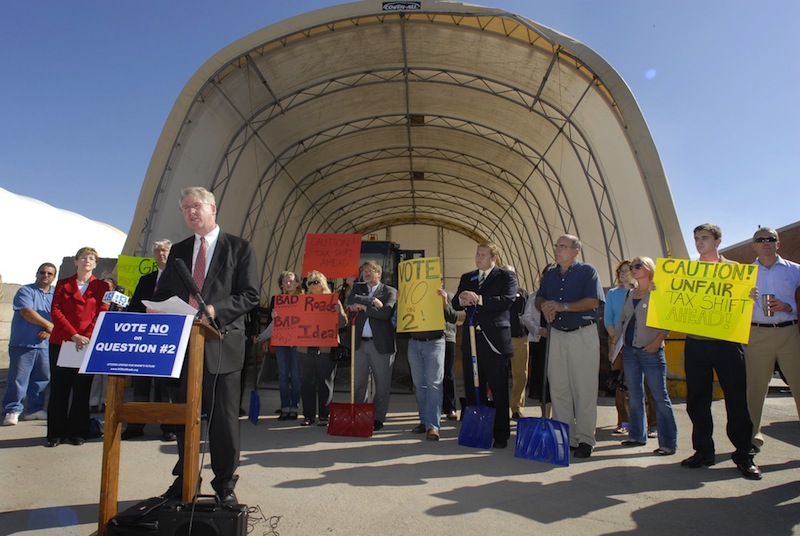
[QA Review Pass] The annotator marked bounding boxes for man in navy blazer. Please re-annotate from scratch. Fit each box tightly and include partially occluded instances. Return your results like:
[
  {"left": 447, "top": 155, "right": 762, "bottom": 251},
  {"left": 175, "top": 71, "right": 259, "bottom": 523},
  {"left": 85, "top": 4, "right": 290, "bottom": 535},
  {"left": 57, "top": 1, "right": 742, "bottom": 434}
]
[
  {"left": 347, "top": 260, "right": 397, "bottom": 431},
  {"left": 152, "top": 187, "right": 259, "bottom": 506},
  {"left": 452, "top": 241, "right": 518, "bottom": 448}
]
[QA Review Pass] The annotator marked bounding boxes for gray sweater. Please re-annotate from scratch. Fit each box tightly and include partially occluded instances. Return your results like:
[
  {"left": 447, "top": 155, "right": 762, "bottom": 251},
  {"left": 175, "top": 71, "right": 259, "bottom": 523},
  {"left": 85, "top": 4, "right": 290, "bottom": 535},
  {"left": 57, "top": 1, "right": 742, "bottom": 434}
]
[{"left": 613, "top": 291, "right": 669, "bottom": 349}]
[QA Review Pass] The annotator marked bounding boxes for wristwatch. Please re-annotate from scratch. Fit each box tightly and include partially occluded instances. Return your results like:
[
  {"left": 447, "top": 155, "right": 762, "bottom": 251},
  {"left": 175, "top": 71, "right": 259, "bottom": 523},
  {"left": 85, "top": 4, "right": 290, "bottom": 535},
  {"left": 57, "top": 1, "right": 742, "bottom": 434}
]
[{"left": 563, "top": 302, "right": 569, "bottom": 311}]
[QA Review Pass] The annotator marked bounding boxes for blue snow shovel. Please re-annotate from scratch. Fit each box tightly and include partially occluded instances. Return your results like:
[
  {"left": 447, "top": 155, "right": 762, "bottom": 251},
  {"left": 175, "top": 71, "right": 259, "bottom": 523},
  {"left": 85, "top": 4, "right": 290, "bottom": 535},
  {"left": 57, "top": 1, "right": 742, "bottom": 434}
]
[
  {"left": 458, "top": 308, "right": 495, "bottom": 449},
  {"left": 515, "top": 325, "right": 570, "bottom": 466}
]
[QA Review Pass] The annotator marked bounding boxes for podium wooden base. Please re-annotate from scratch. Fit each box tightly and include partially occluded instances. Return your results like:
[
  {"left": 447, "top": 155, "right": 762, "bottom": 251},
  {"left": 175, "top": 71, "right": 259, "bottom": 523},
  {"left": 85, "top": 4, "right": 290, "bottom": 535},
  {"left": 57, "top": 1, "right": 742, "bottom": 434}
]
[{"left": 95, "top": 322, "right": 220, "bottom": 536}]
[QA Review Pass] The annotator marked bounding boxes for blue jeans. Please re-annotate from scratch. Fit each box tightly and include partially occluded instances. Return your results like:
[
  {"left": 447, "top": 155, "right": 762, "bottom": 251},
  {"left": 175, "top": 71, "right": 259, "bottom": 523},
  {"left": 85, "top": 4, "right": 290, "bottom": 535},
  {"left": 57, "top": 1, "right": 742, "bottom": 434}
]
[
  {"left": 407, "top": 337, "right": 445, "bottom": 431},
  {"left": 274, "top": 346, "right": 301, "bottom": 411},
  {"left": 623, "top": 346, "right": 677, "bottom": 451},
  {"left": 3, "top": 346, "right": 50, "bottom": 415}
]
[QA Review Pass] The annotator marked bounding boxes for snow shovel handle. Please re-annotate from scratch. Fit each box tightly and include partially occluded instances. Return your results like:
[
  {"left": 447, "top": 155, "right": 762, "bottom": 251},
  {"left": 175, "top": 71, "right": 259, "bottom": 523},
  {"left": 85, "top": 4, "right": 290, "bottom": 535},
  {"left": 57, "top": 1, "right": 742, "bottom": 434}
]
[
  {"left": 542, "top": 324, "right": 551, "bottom": 415},
  {"left": 349, "top": 311, "right": 359, "bottom": 404},
  {"left": 466, "top": 307, "right": 480, "bottom": 401}
]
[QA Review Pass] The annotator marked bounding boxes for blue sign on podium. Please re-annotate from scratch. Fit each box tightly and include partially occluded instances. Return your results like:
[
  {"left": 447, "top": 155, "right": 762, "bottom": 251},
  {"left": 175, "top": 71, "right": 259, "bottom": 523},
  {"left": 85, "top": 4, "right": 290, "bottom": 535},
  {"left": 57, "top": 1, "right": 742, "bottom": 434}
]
[{"left": 80, "top": 311, "right": 194, "bottom": 378}]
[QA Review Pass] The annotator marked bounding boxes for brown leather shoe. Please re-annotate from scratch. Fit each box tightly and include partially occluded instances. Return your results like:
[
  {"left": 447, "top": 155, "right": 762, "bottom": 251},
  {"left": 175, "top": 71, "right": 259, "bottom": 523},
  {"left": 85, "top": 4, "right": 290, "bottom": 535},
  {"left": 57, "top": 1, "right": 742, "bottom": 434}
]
[
  {"left": 446, "top": 411, "right": 458, "bottom": 421},
  {"left": 426, "top": 429, "right": 440, "bottom": 441},
  {"left": 411, "top": 423, "right": 426, "bottom": 433}
]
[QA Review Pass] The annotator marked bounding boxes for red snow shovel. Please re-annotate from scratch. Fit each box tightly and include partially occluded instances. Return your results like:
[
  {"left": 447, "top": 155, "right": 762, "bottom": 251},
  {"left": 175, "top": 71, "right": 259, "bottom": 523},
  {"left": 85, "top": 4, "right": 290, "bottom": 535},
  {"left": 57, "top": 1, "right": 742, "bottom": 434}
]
[
  {"left": 328, "top": 313, "right": 374, "bottom": 438},
  {"left": 514, "top": 325, "right": 570, "bottom": 466},
  {"left": 458, "top": 309, "right": 495, "bottom": 449}
]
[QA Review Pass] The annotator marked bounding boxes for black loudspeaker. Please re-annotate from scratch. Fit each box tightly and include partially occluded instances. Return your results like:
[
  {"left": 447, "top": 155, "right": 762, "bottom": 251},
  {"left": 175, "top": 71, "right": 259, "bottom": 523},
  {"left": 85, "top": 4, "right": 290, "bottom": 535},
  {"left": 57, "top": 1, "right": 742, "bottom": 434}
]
[{"left": 158, "top": 503, "right": 247, "bottom": 536}]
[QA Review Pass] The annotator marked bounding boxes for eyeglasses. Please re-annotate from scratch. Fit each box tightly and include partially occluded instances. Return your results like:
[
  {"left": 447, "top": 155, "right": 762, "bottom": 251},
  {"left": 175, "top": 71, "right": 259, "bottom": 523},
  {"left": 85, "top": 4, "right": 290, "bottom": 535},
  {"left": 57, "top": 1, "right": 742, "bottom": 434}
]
[
  {"left": 631, "top": 263, "right": 645, "bottom": 270},
  {"left": 38, "top": 271, "right": 55, "bottom": 276},
  {"left": 754, "top": 236, "right": 778, "bottom": 243},
  {"left": 307, "top": 280, "right": 321, "bottom": 285},
  {"left": 180, "top": 202, "right": 207, "bottom": 213}
]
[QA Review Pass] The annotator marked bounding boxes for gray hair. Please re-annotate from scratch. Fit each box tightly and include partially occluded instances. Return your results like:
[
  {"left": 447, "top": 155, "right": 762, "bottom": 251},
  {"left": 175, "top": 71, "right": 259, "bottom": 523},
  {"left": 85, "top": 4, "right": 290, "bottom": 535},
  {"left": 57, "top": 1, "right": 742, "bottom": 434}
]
[
  {"left": 179, "top": 186, "right": 216, "bottom": 206},
  {"left": 152, "top": 239, "right": 172, "bottom": 254}
]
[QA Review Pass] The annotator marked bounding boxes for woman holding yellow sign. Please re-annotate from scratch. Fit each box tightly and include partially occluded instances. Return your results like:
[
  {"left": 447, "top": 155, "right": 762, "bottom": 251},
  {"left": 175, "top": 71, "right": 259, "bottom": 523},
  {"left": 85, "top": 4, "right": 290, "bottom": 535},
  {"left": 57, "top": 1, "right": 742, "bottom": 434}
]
[{"left": 610, "top": 256, "right": 677, "bottom": 456}]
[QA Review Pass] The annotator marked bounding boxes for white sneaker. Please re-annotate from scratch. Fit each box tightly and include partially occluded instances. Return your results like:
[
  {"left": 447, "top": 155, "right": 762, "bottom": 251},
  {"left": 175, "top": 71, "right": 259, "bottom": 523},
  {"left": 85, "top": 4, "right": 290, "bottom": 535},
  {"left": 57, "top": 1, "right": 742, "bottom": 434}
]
[
  {"left": 26, "top": 410, "right": 48, "bottom": 421},
  {"left": 3, "top": 413, "right": 20, "bottom": 426}
]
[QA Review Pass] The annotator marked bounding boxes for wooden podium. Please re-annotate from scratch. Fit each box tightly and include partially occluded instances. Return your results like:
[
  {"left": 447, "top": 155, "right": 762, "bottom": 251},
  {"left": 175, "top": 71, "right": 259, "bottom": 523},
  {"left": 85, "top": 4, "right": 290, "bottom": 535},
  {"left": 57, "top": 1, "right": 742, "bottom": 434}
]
[{"left": 95, "top": 321, "right": 220, "bottom": 536}]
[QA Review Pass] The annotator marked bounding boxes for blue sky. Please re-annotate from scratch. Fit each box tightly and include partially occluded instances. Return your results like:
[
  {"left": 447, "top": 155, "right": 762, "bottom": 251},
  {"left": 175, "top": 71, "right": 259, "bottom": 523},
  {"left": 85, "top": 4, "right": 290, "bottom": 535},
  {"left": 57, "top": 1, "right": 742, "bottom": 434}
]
[{"left": 2, "top": 1, "right": 798, "bottom": 254}]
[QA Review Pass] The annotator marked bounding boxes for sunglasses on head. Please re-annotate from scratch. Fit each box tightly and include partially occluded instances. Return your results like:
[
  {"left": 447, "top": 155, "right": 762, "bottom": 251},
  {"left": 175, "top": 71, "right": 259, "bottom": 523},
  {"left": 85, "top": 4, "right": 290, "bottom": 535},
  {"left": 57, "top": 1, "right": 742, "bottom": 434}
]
[{"left": 754, "top": 236, "right": 777, "bottom": 243}]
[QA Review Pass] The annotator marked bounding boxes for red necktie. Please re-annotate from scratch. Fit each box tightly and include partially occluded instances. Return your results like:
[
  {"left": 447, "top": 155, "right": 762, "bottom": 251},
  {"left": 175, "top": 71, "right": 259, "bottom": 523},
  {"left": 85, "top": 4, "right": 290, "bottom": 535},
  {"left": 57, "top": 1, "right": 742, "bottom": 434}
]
[{"left": 189, "top": 237, "right": 206, "bottom": 308}]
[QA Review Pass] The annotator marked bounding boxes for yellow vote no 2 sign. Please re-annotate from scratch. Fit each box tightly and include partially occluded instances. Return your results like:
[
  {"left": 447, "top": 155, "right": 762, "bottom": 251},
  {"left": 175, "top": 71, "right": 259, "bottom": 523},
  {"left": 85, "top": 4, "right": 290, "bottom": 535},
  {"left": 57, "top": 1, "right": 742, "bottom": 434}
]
[{"left": 397, "top": 257, "right": 444, "bottom": 333}]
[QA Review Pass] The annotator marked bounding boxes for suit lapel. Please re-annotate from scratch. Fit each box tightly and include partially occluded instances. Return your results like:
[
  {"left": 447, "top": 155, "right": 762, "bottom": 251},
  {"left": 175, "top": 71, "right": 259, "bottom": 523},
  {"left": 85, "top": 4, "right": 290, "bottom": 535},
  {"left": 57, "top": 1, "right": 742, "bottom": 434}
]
[
  {"left": 205, "top": 231, "right": 228, "bottom": 293},
  {"left": 481, "top": 266, "right": 498, "bottom": 288},
  {"left": 67, "top": 276, "right": 86, "bottom": 304}
]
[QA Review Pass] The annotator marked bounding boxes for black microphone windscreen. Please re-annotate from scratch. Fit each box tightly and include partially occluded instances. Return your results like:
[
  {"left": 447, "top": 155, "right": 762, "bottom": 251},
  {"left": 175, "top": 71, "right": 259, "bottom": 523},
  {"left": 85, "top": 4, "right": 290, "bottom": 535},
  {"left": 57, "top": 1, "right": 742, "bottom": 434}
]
[{"left": 175, "top": 258, "right": 201, "bottom": 295}]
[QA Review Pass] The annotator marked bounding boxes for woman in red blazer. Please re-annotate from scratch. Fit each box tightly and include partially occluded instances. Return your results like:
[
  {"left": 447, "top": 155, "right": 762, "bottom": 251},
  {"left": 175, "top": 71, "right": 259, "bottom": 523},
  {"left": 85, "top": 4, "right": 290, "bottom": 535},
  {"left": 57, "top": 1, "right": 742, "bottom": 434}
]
[{"left": 46, "top": 247, "right": 109, "bottom": 447}]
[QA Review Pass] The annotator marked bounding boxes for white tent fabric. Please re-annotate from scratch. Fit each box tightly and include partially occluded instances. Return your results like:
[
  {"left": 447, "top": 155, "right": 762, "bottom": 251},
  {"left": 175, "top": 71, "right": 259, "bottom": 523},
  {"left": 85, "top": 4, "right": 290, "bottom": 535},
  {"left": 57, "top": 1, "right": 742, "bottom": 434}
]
[
  {"left": 125, "top": 0, "right": 687, "bottom": 298},
  {"left": 0, "top": 187, "right": 126, "bottom": 284}
]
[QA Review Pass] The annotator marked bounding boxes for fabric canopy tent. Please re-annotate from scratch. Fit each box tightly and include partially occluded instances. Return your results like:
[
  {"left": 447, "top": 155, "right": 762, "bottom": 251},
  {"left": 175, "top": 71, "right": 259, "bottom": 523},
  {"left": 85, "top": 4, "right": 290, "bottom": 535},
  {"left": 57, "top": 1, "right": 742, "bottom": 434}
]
[{"left": 124, "top": 0, "right": 687, "bottom": 299}]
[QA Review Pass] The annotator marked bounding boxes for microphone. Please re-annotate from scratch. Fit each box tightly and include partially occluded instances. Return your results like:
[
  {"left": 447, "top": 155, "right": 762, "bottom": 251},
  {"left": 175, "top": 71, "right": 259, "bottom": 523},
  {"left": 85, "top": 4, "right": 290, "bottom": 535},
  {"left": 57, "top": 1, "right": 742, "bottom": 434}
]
[
  {"left": 102, "top": 286, "right": 129, "bottom": 311},
  {"left": 174, "top": 258, "right": 219, "bottom": 331}
]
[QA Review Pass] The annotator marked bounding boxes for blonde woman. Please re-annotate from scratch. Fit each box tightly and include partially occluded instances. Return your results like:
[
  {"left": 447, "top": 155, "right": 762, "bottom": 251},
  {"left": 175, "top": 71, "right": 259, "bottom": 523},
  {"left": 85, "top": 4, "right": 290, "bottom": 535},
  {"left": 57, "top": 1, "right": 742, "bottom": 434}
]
[
  {"left": 611, "top": 256, "right": 677, "bottom": 456},
  {"left": 298, "top": 270, "right": 347, "bottom": 426}
]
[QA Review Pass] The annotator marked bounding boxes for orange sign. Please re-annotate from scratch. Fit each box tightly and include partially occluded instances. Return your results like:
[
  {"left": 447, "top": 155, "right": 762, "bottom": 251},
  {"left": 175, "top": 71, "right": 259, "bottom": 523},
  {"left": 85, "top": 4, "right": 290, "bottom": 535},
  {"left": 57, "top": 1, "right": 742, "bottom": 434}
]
[
  {"left": 302, "top": 233, "right": 362, "bottom": 278},
  {"left": 271, "top": 293, "right": 340, "bottom": 347}
]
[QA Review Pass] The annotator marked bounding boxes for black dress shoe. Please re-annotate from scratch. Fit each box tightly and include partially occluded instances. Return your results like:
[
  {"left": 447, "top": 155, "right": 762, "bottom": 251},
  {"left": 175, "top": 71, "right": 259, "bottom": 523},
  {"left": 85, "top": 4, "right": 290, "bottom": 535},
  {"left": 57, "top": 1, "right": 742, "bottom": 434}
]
[
  {"left": 622, "top": 440, "right": 647, "bottom": 446},
  {"left": 68, "top": 436, "right": 86, "bottom": 446},
  {"left": 160, "top": 480, "right": 182, "bottom": 499},
  {"left": 121, "top": 428, "right": 145, "bottom": 440},
  {"left": 373, "top": 420, "right": 384, "bottom": 431},
  {"left": 162, "top": 431, "right": 177, "bottom": 442},
  {"left": 680, "top": 452, "right": 716, "bottom": 468},
  {"left": 573, "top": 442, "right": 593, "bottom": 458},
  {"left": 216, "top": 488, "right": 238, "bottom": 506},
  {"left": 45, "top": 438, "right": 62, "bottom": 448},
  {"left": 735, "top": 459, "right": 762, "bottom": 480},
  {"left": 492, "top": 439, "right": 508, "bottom": 449},
  {"left": 160, "top": 477, "right": 197, "bottom": 500}
]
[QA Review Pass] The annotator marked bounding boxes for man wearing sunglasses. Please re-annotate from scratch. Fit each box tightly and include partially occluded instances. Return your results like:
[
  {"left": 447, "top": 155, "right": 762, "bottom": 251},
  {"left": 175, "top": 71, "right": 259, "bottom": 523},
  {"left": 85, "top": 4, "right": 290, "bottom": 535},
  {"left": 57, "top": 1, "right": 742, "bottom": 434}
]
[
  {"left": 745, "top": 227, "right": 800, "bottom": 454},
  {"left": 681, "top": 223, "right": 761, "bottom": 479},
  {"left": 3, "top": 263, "right": 57, "bottom": 426}
]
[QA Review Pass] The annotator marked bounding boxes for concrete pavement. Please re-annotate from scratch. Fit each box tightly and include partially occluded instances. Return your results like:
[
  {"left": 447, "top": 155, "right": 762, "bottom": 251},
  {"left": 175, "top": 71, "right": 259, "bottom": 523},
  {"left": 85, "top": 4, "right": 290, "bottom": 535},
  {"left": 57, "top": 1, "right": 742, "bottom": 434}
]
[{"left": 1, "top": 382, "right": 799, "bottom": 536}]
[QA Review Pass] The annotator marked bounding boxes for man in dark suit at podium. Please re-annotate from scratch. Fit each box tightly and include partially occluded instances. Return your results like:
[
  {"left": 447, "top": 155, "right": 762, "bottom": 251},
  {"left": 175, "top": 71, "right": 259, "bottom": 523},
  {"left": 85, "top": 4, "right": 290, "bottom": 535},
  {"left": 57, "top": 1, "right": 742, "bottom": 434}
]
[
  {"left": 152, "top": 186, "right": 259, "bottom": 506},
  {"left": 452, "top": 241, "right": 518, "bottom": 448}
]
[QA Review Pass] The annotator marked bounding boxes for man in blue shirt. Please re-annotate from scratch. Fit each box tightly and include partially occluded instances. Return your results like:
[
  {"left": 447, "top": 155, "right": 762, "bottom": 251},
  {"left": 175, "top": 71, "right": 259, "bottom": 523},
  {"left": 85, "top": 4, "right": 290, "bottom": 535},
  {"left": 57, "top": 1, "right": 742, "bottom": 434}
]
[
  {"left": 3, "top": 263, "right": 57, "bottom": 425},
  {"left": 745, "top": 226, "right": 800, "bottom": 452},
  {"left": 535, "top": 235, "right": 604, "bottom": 458}
]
